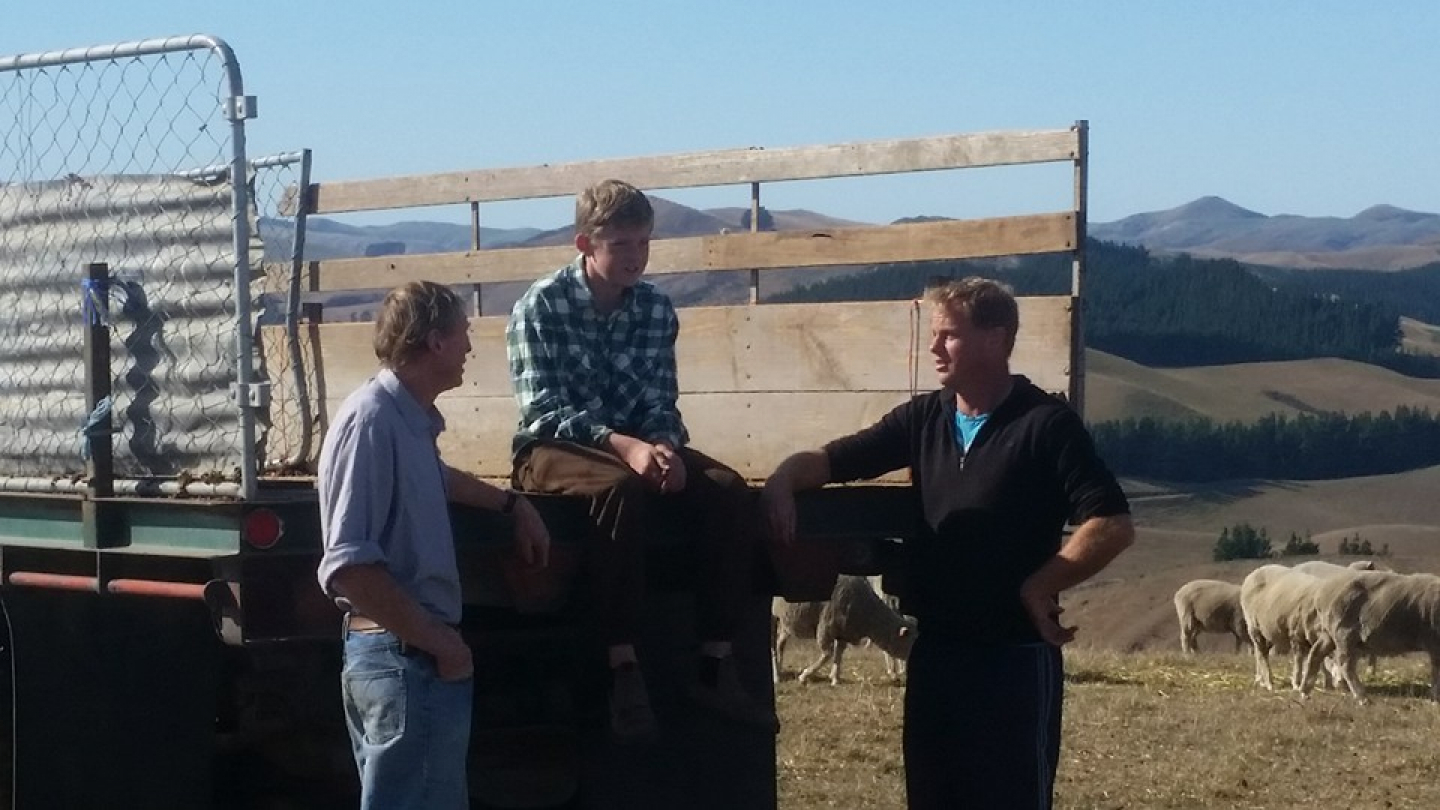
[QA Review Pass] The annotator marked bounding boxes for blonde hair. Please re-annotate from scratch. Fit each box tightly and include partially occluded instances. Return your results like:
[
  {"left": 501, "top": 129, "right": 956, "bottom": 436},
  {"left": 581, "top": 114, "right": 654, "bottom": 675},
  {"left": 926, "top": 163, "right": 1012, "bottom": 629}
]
[
  {"left": 924, "top": 277, "right": 1020, "bottom": 353},
  {"left": 373, "top": 281, "right": 467, "bottom": 368},
  {"left": 575, "top": 179, "right": 654, "bottom": 239}
]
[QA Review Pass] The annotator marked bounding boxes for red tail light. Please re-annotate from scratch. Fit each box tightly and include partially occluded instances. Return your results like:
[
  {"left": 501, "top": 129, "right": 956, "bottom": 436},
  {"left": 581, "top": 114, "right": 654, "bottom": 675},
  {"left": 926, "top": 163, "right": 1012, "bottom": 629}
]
[{"left": 243, "top": 508, "right": 284, "bottom": 550}]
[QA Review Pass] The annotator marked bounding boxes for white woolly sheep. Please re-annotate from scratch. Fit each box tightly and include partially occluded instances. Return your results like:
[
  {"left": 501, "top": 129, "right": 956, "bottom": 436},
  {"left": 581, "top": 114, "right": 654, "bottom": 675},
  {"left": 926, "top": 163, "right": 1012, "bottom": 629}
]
[
  {"left": 866, "top": 575, "right": 909, "bottom": 679},
  {"left": 1291, "top": 560, "right": 1384, "bottom": 682},
  {"left": 1240, "top": 564, "right": 1328, "bottom": 691},
  {"left": 1309, "top": 570, "right": 1440, "bottom": 703},
  {"left": 1293, "top": 559, "right": 1378, "bottom": 576},
  {"left": 1173, "top": 579, "right": 1248, "bottom": 654},
  {"left": 772, "top": 575, "right": 917, "bottom": 686}
]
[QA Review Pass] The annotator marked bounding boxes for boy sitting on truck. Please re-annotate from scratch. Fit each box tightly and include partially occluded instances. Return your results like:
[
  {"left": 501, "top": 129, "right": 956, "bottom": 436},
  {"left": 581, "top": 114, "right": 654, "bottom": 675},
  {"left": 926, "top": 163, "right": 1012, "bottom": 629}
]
[{"left": 506, "top": 179, "right": 777, "bottom": 741}]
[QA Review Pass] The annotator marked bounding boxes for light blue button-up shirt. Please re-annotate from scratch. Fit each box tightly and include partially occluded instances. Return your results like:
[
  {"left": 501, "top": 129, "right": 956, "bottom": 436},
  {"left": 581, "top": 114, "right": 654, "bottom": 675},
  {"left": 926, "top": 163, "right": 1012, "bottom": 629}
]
[{"left": 317, "top": 368, "right": 462, "bottom": 623}]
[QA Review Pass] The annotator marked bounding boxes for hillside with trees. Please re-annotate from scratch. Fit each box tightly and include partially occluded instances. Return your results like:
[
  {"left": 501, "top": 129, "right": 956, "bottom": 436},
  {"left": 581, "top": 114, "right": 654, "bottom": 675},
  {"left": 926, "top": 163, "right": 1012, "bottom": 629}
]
[
  {"left": 1091, "top": 407, "right": 1440, "bottom": 482},
  {"left": 1250, "top": 261, "right": 1440, "bottom": 326}
]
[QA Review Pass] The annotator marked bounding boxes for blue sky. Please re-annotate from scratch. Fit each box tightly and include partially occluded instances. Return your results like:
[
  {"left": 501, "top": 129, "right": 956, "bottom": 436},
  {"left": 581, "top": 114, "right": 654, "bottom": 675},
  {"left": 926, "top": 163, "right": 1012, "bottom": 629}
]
[{"left": 4, "top": 1, "right": 1437, "bottom": 230}]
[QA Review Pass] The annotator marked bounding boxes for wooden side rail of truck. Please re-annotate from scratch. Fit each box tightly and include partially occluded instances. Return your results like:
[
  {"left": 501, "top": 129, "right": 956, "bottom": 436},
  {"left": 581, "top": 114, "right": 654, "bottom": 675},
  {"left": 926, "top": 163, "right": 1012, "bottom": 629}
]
[{"left": 0, "top": 123, "right": 1087, "bottom": 809}]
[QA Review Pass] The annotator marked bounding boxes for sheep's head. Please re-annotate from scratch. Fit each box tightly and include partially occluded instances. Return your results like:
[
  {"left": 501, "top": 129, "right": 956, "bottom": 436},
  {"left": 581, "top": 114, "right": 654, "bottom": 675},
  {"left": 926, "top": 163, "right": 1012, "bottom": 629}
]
[{"left": 888, "top": 618, "right": 919, "bottom": 659}]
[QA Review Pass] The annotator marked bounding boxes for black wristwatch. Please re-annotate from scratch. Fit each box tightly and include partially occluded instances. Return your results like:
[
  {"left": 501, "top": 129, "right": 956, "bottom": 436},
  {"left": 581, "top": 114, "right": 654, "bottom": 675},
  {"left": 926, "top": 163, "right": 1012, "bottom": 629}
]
[{"left": 501, "top": 490, "right": 518, "bottom": 516}]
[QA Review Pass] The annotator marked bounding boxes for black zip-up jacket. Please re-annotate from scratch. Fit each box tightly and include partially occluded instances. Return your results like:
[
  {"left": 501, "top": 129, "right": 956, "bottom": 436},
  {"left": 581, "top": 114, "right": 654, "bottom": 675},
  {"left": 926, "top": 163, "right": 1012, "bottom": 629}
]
[{"left": 823, "top": 376, "right": 1129, "bottom": 645}]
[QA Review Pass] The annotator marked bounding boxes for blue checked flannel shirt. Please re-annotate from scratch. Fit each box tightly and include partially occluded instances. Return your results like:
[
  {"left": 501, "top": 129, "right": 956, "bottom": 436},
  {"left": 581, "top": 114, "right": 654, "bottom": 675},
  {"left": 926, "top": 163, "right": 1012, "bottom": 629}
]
[{"left": 507, "top": 256, "right": 689, "bottom": 456}]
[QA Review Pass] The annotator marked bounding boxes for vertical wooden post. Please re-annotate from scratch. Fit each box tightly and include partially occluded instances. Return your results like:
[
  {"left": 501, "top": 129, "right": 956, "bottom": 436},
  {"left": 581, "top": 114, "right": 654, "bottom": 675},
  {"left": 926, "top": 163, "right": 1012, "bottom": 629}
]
[
  {"left": 749, "top": 182, "right": 762, "bottom": 304},
  {"left": 1069, "top": 120, "right": 1089, "bottom": 415},
  {"left": 470, "top": 203, "right": 484, "bottom": 316}
]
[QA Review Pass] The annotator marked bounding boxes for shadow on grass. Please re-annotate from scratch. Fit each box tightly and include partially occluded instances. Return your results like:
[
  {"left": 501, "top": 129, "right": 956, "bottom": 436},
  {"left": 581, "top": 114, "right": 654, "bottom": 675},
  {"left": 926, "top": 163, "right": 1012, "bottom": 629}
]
[
  {"left": 1358, "top": 682, "right": 1434, "bottom": 700},
  {"left": 1065, "top": 670, "right": 1144, "bottom": 686},
  {"left": 1187, "top": 479, "right": 1305, "bottom": 504},
  {"left": 1131, "top": 478, "right": 1310, "bottom": 508}
]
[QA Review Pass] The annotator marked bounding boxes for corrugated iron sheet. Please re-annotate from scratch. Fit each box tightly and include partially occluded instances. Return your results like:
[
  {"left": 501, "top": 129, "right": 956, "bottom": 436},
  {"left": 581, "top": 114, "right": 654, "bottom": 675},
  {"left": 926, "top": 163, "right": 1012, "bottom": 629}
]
[{"left": 0, "top": 173, "right": 260, "bottom": 478}]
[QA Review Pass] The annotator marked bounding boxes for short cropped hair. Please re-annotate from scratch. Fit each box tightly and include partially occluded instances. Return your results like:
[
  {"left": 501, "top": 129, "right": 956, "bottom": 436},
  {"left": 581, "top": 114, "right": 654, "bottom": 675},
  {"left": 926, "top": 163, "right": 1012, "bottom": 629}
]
[
  {"left": 373, "top": 281, "right": 467, "bottom": 369},
  {"left": 924, "top": 277, "right": 1020, "bottom": 354},
  {"left": 575, "top": 179, "right": 654, "bottom": 240}
]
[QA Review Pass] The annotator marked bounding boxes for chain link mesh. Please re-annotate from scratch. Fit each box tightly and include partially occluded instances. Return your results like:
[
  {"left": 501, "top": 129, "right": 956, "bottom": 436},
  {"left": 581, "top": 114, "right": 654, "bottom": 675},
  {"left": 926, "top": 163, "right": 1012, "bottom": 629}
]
[
  {"left": 0, "top": 43, "right": 259, "bottom": 485},
  {"left": 253, "top": 154, "right": 321, "bottom": 473}
]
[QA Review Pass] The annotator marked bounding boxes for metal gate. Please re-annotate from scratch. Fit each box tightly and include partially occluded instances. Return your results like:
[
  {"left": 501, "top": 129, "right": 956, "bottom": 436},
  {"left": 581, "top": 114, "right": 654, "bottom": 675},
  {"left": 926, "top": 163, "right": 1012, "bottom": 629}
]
[{"left": 0, "top": 35, "right": 266, "bottom": 498}]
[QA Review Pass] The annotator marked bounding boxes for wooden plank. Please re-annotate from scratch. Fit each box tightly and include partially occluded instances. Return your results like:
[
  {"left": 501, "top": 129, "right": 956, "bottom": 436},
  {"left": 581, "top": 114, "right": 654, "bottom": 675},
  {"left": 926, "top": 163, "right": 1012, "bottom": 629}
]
[
  {"left": 681, "top": 392, "right": 914, "bottom": 482},
  {"left": 1012, "top": 296, "right": 1076, "bottom": 396},
  {"left": 299, "top": 392, "right": 916, "bottom": 483},
  {"left": 271, "top": 295, "right": 1072, "bottom": 474},
  {"left": 276, "top": 318, "right": 515, "bottom": 400},
  {"left": 676, "top": 303, "right": 918, "bottom": 393},
  {"left": 311, "top": 213, "right": 1075, "bottom": 292},
  {"left": 312, "top": 242, "right": 693, "bottom": 293},
  {"left": 703, "top": 213, "right": 1074, "bottom": 270},
  {"left": 269, "top": 305, "right": 912, "bottom": 401},
  {"left": 269, "top": 296, "right": 1069, "bottom": 399},
  {"left": 305, "top": 129, "right": 1080, "bottom": 214},
  {"left": 430, "top": 397, "right": 516, "bottom": 479},
  {"left": 682, "top": 298, "right": 1075, "bottom": 396}
]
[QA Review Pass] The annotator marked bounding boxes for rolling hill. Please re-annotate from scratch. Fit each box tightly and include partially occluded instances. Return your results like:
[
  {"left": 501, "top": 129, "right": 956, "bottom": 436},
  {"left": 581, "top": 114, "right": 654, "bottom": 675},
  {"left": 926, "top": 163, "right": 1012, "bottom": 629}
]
[
  {"left": 1083, "top": 349, "right": 1440, "bottom": 423},
  {"left": 1402, "top": 316, "right": 1440, "bottom": 355},
  {"left": 1069, "top": 342, "right": 1440, "bottom": 653}
]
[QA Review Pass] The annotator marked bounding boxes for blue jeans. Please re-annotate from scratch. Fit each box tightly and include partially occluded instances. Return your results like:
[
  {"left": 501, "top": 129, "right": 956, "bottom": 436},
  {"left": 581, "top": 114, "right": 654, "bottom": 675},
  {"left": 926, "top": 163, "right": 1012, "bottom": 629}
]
[{"left": 342, "top": 629, "right": 473, "bottom": 809}]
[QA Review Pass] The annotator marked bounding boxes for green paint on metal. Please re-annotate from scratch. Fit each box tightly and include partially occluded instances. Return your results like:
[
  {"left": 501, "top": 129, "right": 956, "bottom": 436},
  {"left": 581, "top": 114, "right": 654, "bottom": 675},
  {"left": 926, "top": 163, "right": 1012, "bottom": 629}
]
[
  {"left": 0, "top": 498, "right": 242, "bottom": 555},
  {"left": 123, "top": 504, "right": 241, "bottom": 555},
  {"left": 0, "top": 499, "right": 84, "bottom": 546}
]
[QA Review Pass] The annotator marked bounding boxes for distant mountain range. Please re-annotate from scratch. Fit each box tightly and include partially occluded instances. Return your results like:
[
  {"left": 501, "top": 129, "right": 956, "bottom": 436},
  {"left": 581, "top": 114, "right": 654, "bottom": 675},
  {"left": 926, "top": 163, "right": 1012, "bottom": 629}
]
[
  {"left": 271, "top": 217, "right": 541, "bottom": 259},
  {"left": 272, "top": 197, "right": 863, "bottom": 261},
  {"left": 269, "top": 195, "right": 1440, "bottom": 272},
  {"left": 1090, "top": 197, "right": 1440, "bottom": 270}
]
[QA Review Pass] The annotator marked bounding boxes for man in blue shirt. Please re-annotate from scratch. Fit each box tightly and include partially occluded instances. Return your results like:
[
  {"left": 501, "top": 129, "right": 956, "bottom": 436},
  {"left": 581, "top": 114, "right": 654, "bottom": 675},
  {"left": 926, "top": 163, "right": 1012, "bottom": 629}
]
[{"left": 318, "top": 280, "right": 551, "bottom": 809}]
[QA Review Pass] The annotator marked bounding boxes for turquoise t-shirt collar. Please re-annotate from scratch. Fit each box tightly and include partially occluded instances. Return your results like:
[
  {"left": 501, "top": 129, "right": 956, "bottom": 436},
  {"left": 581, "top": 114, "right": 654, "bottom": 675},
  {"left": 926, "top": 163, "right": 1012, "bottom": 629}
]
[{"left": 954, "top": 411, "right": 989, "bottom": 452}]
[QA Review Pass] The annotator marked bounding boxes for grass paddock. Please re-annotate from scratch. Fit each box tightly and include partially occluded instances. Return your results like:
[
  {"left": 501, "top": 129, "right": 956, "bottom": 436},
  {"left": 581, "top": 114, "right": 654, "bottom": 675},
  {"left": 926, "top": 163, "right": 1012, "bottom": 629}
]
[{"left": 776, "top": 642, "right": 1440, "bottom": 809}]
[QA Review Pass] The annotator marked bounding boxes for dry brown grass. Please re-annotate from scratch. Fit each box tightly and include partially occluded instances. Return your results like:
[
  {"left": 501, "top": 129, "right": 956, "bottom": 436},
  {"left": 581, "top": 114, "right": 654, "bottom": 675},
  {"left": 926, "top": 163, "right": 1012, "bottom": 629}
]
[
  {"left": 1401, "top": 317, "right": 1440, "bottom": 357},
  {"left": 1084, "top": 349, "right": 1440, "bottom": 424},
  {"left": 777, "top": 642, "right": 1440, "bottom": 810},
  {"left": 777, "top": 451, "right": 1440, "bottom": 806}
]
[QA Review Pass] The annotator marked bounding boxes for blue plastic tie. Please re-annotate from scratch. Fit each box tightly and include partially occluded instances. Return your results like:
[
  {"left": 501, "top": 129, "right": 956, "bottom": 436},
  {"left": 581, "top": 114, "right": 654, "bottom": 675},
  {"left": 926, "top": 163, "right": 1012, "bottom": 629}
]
[
  {"left": 79, "top": 395, "right": 114, "bottom": 461},
  {"left": 81, "top": 277, "right": 109, "bottom": 327}
]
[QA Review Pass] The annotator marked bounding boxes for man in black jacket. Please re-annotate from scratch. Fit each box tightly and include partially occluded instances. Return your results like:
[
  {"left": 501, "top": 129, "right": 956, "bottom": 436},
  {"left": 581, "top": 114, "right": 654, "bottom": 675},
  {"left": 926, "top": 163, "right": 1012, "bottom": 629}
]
[{"left": 762, "top": 277, "right": 1134, "bottom": 810}]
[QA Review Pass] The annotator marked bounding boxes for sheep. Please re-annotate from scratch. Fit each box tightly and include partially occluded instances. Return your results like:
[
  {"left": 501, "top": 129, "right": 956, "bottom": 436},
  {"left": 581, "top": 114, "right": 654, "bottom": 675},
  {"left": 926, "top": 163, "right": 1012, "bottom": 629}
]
[
  {"left": 866, "top": 575, "right": 909, "bottom": 679},
  {"left": 1173, "top": 579, "right": 1248, "bottom": 654},
  {"left": 1290, "top": 560, "right": 1384, "bottom": 683},
  {"left": 1239, "top": 564, "right": 1328, "bottom": 691},
  {"left": 772, "top": 574, "right": 917, "bottom": 686},
  {"left": 1308, "top": 570, "right": 1440, "bottom": 703},
  {"left": 1293, "top": 559, "right": 1378, "bottom": 576}
]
